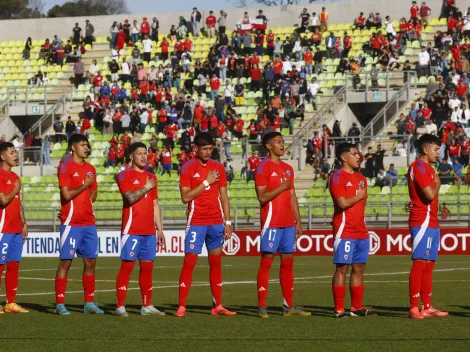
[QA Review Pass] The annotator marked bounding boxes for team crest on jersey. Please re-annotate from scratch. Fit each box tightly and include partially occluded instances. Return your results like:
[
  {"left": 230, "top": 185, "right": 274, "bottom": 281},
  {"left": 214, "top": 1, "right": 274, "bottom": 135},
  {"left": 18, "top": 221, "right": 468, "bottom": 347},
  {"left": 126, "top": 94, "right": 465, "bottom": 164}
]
[
  {"left": 359, "top": 181, "right": 365, "bottom": 187},
  {"left": 130, "top": 251, "right": 135, "bottom": 257},
  {"left": 69, "top": 250, "right": 75, "bottom": 255},
  {"left": 269, "top": 243, "right": 274, "bottom": 248},
  {"left": 190, "top": 244, "right": 195, "bottom": 249},
  {"left": 344, "top": 255, "right": 349, "bottom": 260},
  {"left": 2, "top": 256, "right": 5, "bottom": 261},
  {"left": 87, "top": 171, "right": 93, "bottom": 177},
  {"left": 286, "top": 170, "right": 291, "bottom": 176},
  {"left": 426, "top": 250, "right": 430, "bottom": 256}
]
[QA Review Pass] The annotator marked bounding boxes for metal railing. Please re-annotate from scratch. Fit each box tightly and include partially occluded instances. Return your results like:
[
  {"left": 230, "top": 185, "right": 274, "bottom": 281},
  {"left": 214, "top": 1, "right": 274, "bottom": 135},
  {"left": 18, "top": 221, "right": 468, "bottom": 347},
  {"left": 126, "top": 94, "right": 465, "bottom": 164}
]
[
  {"left": 361, "top": 83, "right": 411, "bottom": 148},
  {"left": 0, "top": 95, "right": 9, "bottom": 122},
  {"left": 344, "top": 71, "right": 417, "bottom": 102},
  {"left": 23, "top": 95, "right": 69, "bottom": 140},
  {"left": 7, "top": 86, "right": 73, "bottom": 115}
]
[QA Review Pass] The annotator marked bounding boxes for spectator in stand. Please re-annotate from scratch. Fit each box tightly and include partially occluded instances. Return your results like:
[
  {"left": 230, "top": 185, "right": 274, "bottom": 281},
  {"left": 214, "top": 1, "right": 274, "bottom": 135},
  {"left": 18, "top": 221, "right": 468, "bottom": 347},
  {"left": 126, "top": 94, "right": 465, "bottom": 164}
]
[
  {"left": 131, "top": 20, "right": 140, "bottom": 44},
  {"left": 373, "top": 144, "right": 386, "bottom": 176},
  {"left": 53, "top": 118, "right": 64, "bottom": 143},
  {"left": 438, "top": 158, "right": 453, "bottom": 184},
  {"left": 103, "top": 109, "right": 113, "bottom": 135},
  {"left": 418, "top": 46, "right": 431, "bottom": 77},
  {"left": 319, "top": 7, "right": 328, "bottom": 32},
  {"left": 299, "top": 8, "right": 310, "bottom": 33},
  {"left": 140, "top": 17, "right": 150, "bottom": 39},
  {"left": 84, "top": 20, "right": 94, "bottom": 48},
  {"left": 65, "top": 116, "right": 76, "bottom": 140},
  {"left": 160, "top": 145, "right": 173, "bottom": 177},
  {"left": 247, "top": 151, "right": 260, "bottom": 183},
  {"left": 354, "top": 12, "right": 367, "bottom": 30},
  {"left": 73, "top": 57, "right": 84, "bottom": 88},
  {"left": 72, "top": 22, "right": 81, "bottom": 45},
  {"left": 142, "top": 35, "right": 153, "bottom": 62},
  {"left": 420, "top": 1, "right": 432, "bottom": 27},
  {"left": 218, "top": 10, "right": 228, "bottom": 35},
  {"left": 206, "top": 11, "right": 217, "bottom": 39},
  {"left": 191, "top": 7, "right": 202, "bottom": 37}
]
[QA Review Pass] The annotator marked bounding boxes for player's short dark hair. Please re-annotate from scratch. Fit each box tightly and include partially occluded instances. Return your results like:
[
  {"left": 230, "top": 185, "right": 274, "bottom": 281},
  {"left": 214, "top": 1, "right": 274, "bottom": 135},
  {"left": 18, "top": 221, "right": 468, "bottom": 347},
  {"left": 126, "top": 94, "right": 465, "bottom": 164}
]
[
  {"left": 68, "top": 134, "right": 89, "bottom": 148},
  {"left": 335, "top": 142, "right": 357, "bottom": 163},
  {"left": 194, "top": 132, "right": 214, "bottom": 146},
  {"left": 262, "top": 132, "right": 282, "bottom": 148},
  {"left": 129, "top": 142, "right": 147, "bottom": 154},
  {"left": 417, "top": 134, "right": 441, "bottom": 154},
  {"left": 0, "top": 142, "right": 14, "bottom": 155}
]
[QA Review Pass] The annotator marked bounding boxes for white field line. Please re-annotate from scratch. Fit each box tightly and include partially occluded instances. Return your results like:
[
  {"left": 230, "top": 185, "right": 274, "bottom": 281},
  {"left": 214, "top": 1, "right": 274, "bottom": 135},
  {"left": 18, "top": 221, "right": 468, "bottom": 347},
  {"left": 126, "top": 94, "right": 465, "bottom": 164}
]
[
  {"left": 3, "top": 267, "right": 469, "bottom": 298},
  {"left": 17, "top": 265, "right": 233, "bottom": 273}
]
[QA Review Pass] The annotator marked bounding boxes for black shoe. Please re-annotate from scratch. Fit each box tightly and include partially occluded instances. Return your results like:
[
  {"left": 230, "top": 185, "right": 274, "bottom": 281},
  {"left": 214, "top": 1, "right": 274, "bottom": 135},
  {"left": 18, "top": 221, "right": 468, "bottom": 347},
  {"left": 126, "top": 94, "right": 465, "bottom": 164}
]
[
  {"left": 350, "top": 307, "right": 378, "bottom": 317},
  {"left": 334, "top": 310, "right": 348, "bottom": 318}
]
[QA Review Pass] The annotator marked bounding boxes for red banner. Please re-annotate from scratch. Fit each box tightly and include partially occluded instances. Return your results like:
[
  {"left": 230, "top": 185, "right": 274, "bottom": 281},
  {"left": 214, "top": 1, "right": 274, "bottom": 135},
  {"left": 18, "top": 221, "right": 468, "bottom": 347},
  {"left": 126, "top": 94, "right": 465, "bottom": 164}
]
[{"left": 222, "top": 229, "right": 470, "bottom": 256}]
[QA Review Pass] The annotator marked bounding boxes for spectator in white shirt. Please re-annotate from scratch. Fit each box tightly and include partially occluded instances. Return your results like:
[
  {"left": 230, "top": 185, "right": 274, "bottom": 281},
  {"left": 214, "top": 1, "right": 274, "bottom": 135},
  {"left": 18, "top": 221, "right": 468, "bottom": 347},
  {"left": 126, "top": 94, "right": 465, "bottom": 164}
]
[
  {"left": 426, "top": 120, "right": 437, "bottom": 134},
  {"left": 121, "top": 57, "right": 131, "bottom": 84},
  {"left": 89, "top": 59, "right": 99, "bottom": 76},
  {"left": 131, "top": 20, "right": 140, "bottom": 44},
  {"left": 449, "top": 94, "right": 462, "bottom": 110},
  {"left": 142, "top": 35, "right": 153, "bottom": 62},
  {"left": 450, "top": 106, "right": 463, "bottom": 124},
  {"left": 282, "top": 56, "right": 292, "bottom": 75},
  {"left": 417, "top": 46, "right": 430, "bottom": 77},
  {"left": 307, "top": 78, "right": 320, "bottom": 110}
]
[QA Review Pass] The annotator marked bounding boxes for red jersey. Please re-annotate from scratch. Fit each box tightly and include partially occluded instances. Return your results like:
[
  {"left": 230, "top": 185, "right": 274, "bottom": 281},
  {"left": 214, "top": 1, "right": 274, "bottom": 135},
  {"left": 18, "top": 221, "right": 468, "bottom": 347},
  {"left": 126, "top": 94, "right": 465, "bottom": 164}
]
[
  {"left": 206, "top": 15, "right": 217, "bottom": 27},
  {"left": 184, "top": 39, "right": 192, "bottom": 51},
  {"left": 456, "top": 83, "right": 468, "bottom": 96},
  {"left": 0, "top": 169, "right": 22, "bottom": 233},
  {"left": 120, "top": 135, "right": 131, "bottom": 149},
  {"left": 217, "top": 124, "right": 225, "bottom": 137},
  {"left": 161, "top": 151, "right": 172, "bottom": 164},
  {"left": 248, "top": 156, "right": 261, "bottom": 170},
  {"left": 313, "top": 136, "right": 322, "bottom": 152},
  {"left": 329, "top": 169, "right": 368, "bottom": 240},
  {"left": 139, "top": 81, "right": 149, "bottom": 95},
  {"left": 407, "top": 159, "right": 439, "bottom": 228},
  {"left": 254, "top": 159, "right": 295, "bottom": 229},
  {"left": 117, "top": 169, "right": 157, "bottom": 235},
  {"left": 273, "top": 60, "right": 283, "bottom": 74},
  {"left": 93, "top": 75, "right": 103, "bottom": 87},
  {"left": 343, "top": 36, "right": 352, "bottom": 49},
  {"left": 175, "top": 41, "right": 184, "bottom": 52},
  {"left": 165, "top": 124, "right": 178, "bottom": 139},
  {"left": 421, "top": 107, "right": 431, "bottom": 119},
  {"left": 131, "top": 87, "right": 138, "bottom": 100},
  {"left": 235, "top": 119, "right": 244, "bottom": 132},
  {"left": 201, "top": 116, "right": 209, "bottom": 130},
  {"left": 410, "top": 5, "right": 419, "bottom": 17},
  {"left": 356, "top": 16, "right": 366, "bottom": 25},
  {"left": 158, "top": 109, "right": 168, "bottom": 123},
  {"left": 58, "top": 157, "right": 97, "bottom": 226},
  {"left": 179, "top": 159, "right": 227, "bottom": 226},
  {"left": 155, "top": 88, "right": 164, "bottom": 102},
  {"left": 449, "top": 144, "right": 460, "bottom": 156},
  {"left": 160, "top": 40, "right": 169, "bottom": 53},
  {"left": 210, "top": 78, "right": 220, "bottom": 90},
  {"left": 304, "top": 52, "right": 313, "bottom": 64}
]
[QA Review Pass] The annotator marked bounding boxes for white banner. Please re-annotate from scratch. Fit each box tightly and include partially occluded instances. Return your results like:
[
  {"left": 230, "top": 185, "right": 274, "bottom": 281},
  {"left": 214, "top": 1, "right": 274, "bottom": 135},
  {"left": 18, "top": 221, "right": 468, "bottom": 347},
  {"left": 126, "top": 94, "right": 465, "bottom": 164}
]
[{"left": 23, "top": 231, "right": 208, "bottom": 257}]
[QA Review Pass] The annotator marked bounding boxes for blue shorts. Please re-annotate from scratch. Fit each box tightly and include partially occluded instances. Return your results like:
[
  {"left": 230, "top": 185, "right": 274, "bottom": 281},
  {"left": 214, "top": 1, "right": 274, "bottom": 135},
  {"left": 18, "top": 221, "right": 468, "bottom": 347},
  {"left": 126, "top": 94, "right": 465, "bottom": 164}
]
[
  {"left": 0, "top": 234, "right": 23, "bottom": 264},
  {"left": 260, "top": 226, "right": 296, "bottom": 254},
  {"left": 333, "top": 238, "right": 370, "bottom": 264},
  {"left": 59, "top": 225, "right": 98, "bottom": 260},
  {"left": 411, "top": 226, "right": 439, "bottom": 261},
  {"left": 163, "top": 163, "right": 172, "bottom": 171},
  {"left": 185, "top": 224, "right": 224, "bottom": 254},
  {"left": 120, "top": 234, "right": 156, "bottom": 261}
]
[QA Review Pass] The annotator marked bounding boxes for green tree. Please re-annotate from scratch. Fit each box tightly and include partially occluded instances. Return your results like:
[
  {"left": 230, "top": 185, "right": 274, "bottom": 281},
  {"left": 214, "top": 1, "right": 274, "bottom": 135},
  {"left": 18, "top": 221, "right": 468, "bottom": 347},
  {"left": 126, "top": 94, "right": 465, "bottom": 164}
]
[
  {"left": 47, "top": 0, "right": 109, "bottom": 18},
  {"left": 0, "top": 0, "right": 45, "bottom": 19}
]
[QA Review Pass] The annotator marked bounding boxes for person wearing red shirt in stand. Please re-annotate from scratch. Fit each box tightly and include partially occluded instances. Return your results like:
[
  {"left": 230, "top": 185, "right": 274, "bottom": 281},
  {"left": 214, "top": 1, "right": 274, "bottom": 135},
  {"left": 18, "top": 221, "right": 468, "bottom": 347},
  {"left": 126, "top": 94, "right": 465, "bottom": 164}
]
[
  {"left": 175, "top": 133, "right": 236, "bottom": 317},
  {"left": 116, "top": 143, "right": 126, "bottom": 164},
  {"left": 120, "top": 131, "right": 131, "bottom": 151},
  {"left": 421, "top": 104, "right": 432, "bottom": 121},
  {"left": 110, "top": 134, "right": 119, "bottom": 148},
  {"left": 460, "top": 137, "right": 470, "bottom": 166},
  {"left": 247, "top": 120, "right": 258, "bottom": 140},
  {"left": 234, "top": 118, "right": 245, "bottom": 139},
  {"left": 115, "top": 142, "right": 165, "bottom": 317},
  {"left": 140, "top": 17, "right": 150, "bottom": 38},
  {"left": 413, "top": 20, "right": 422, "bottom": 42},
  {"left": 0, "top": 142, "right": 29, "bottom": 313},
  {"left": 456, "top": 79, "right": 468, "bottom": 100},
  {"left": 165, "top": 121, "right": 178, "bottom": 149},
  {"left": 272, "top": 56, "right": 283, "bottom": 78},
  {"left": 209, "top": 74, "right": 220, "bottom": 101},
  {"left": 155, "top": 84, "right": 164, "bottom": 110},
  {"left": 107, "top": 147, "right": 117, "bottom": 167},
  {"left": 217, "top": 121, "right": 225, "bottom": 138},
  {"left": 205, "top": 11, "right": 217, "bottom": 39},
  {"left": 157, "top": 107, "right": 168, "bottom": 134},
  {"left": 354, "top": 12, "right": 366, "bottom": 30},
  {"left": 370, "top": 33, "right": 381, "bottom": 57},
  {"left": 407, "top": 118, "right": 416, "bottom": 134},
  {"left": 342, "top": 32, "right": 352, "bottom": 57},
  {"left": 249, "top": 63, "right": 262, "bottom": 92},
  {"left": 266, "top": 30, "right": 275, "bottom": 58},
  {"left": 447, "top": 16, "right": 457, "bottom": 33},
  {"left": 313, "top": 131, "right": 323, "bottom": 164},
  {"left": 139, "top": 77, "right": 150, "bottom": 103},
  {"left": 81, "top": 117, "right": 91, "bottom": 137},
  {"left": 93, "top": 71, "right": 103, "bottom": 94},
  {"left": 147, "top": 148, "right": 157, "bottom": 173},
  {"left": 184, "top": 35, "right": 192, "bottom": 52},
  {"left": 186, "top": 125, "right": 196, "bottom": 143},
  {"left": 160, "top": 145, "right": 173, "bottom": 177},
  {"left": 410, "top": 1, "right": 420, "bottom": 20},
  {"left": 448, "top": 139, "right": 461, "bottom": 163},
  {"left": 451, "top": 43, "right": 462, "bottom": 71},
  {"left": 329, "top": 142, "right": 376, "bottom": 318},
  {"left": 130, "top": 86, "right": 139, "bottom": 104},
  {"left": 55, "top": 134, "right": 102, "bottom": 316},
  {"left": 247, "top": 151, "right": 261, "bottom": 183},
  {"left": 273, "top": 115, "right": 282, "bottom": 132},
  {"left": 399, "top": 17, "right": 409, "bottom": 35},
  {"left": 407, "top": 134, "right": 448, "bottom": 319},
  {"left": 255, "top": 132, "right": 309, "bottom": 318},
  {"left": 160, "top": 36, "right": 170, "bottom": 61}
]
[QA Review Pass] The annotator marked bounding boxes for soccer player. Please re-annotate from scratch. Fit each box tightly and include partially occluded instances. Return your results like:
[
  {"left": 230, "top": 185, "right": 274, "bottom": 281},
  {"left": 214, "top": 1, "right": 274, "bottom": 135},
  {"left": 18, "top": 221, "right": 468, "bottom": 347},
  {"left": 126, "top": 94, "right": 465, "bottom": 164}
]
[
  {"left": 175, "top": 132, "right": 236, "bottom": 317},
  {"left": 255, "top": 132, "right": 310, "bottom": 318},
  {"left": 0, "top": 142, "right": 29, "bottom": 313},
  {"left": 329, "top": 142, "right": 376, "bottom": 318},
  {"left": 115, "top": 142, "right": 165, "bottom": 316},
  {"left": 55, "top": 134, "right": 103, "bottom": 315},
  {"left": 407, "top": 134, "right": 448, "bottom": 319}
]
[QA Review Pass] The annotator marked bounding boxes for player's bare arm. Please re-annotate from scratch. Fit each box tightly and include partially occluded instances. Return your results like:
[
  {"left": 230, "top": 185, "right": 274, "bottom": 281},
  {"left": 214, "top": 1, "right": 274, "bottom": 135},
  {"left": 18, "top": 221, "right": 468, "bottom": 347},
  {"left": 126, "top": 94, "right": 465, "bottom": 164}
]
[
  {"left": 290, "top": 189, "right": 302, "bottom": 239},
  {"left": 0, "top": 178, "right": 21, "bottom": 206},
  {"left": 90, "top": 189, "right": 98, "bottom": 203},
  {"left": 20, "top": 201, "right": 28, "bottom": 240},
  {"left": 255, "top": 174, "right": 291, "bottom": 206},
  {"left": 180, "top": 170, "right": 219, "bottom": 204},
  {"left": 219, "top": 186, "right": 232, "bottom": 240},
  {"left": 334, "top": 183, "right": 367, "bottom": 209},
  {"left": 60, "top": 174, "right": 94, "bottom": 201},
  {"left": 123, "top": 177, "right": 156, "bottom": 205},
  {"left": 153, "top": 199, "right": 165, "bottom": 247}
]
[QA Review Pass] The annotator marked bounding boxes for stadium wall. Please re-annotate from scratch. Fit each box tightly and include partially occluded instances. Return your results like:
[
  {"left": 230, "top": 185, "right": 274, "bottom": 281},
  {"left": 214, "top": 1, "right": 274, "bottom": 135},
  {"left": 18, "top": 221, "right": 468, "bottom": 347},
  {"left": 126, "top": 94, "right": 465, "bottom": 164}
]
[
  {"left": 23, "top": 229, "right": 470, "bottom": 257},
  {"left": 0, "top": 0, "right": 444, "bottom": 42}
]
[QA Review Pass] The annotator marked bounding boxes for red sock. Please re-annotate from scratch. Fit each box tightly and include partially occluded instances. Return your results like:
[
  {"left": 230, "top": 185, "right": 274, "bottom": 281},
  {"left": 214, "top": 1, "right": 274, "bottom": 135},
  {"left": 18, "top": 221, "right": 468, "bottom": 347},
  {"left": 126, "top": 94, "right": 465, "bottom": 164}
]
[
  {"left": 5, "top": 262, "right": 19, "bottom": 303},
  {"left": 82, "top": 274, "right": 96, "bottom": 303},
  {"left": 421, "top": 261, "right": 435, "bottom": 310},
  {"left": 332, "top": 286, "right": 346, "bottom": 312},
  {"left": 0, "top": 263, "right": 5, "bottom": 290},
  {"left": 208, "top": 255, "right": 222, "bottom": 307},
  {"left": 139, "top": 261, "right": 154, "bottom": 307},
  {"left": 280, "top": 257, "right": 294, "bottom": 307},
  {"left": 350, "top": 285, "right": 365, "bottom": 309},
  {"left": 116, "top": 260, "right": 135, "bottom": 307},
  {"left": 178, "top": 254, "right": 198, "bottom": 307},
  {"left": 409, "top": 260, "right": 427, "bottom": 309},
  {"left": 257, "top": 257, "right": 272, "bottom": 308},
  {"left": 55, "top": 277, "right": 68, "bottom": 304}
]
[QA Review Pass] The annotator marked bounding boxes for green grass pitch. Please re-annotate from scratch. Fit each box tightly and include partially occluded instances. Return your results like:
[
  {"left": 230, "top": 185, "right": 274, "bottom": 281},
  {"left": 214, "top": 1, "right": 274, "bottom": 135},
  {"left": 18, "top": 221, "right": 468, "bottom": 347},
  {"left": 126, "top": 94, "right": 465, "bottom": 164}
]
[{"left": 1, "top": 256, "right": 470, "bottom": 351}]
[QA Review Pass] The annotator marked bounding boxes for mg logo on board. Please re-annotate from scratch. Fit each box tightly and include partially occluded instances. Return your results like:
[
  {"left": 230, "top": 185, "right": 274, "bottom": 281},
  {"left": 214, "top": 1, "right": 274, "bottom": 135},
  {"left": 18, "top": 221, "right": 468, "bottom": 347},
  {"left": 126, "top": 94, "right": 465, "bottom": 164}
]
[
  {"left": 223, "top": 233, "right": 240, "bottom": 255},
  {"left": 368, "top": 231, "right": 380, "bottom": 255}
]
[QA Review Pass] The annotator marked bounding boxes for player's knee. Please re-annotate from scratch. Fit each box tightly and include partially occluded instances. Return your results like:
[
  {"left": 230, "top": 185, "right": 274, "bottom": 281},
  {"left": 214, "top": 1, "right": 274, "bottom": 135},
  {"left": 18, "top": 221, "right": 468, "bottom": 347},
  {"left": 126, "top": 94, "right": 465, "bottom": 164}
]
[
  {"left": 280, "top": 257, "right": 294, "bottom": 268},
  {"left": 208, "top": 255, "right": 221, "bottom": 268},
  {"left": 6, "top": 261, "right": 19, "bottom": 271},
  {"left": 335, "top": 264, "right": 349, "bottom": 274},
  {"left": 352, "top": 264, "right": 365, "bottom": 274},
  {"left": 83, "top": 258, "right": 96, "bottom": 270},
  {"left": 259, "top": 257, "right": 273, "bottom": 269},
  {"left": 139, "top": 261, "right": 153, "bottom": 273}
]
